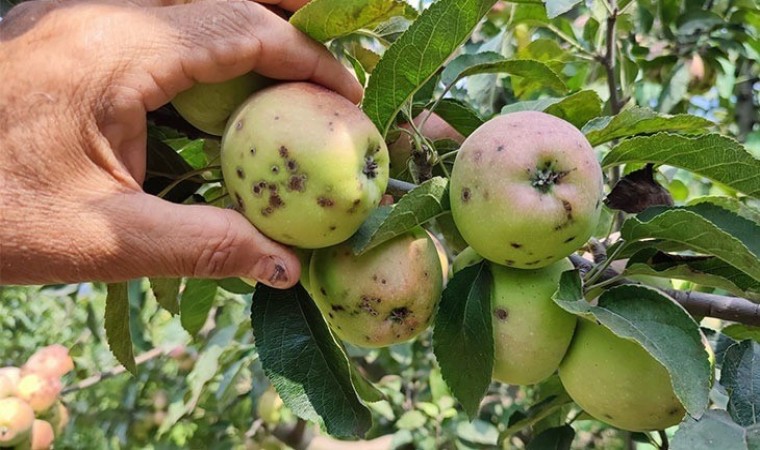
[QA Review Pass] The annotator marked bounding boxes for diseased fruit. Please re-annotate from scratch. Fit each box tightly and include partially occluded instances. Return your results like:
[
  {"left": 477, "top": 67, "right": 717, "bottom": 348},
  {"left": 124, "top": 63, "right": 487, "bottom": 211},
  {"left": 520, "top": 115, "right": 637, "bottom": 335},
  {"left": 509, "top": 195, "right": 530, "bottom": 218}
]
[
  {"left": 15, "top": 374, "right": 62, "bottom": 414},
  {"left": 171, "top": 72, "right": 271, "bottom": 136},
  {"left": 426, "top": 231, "right": 450, "bottom": 284},
  {"left": 22, "top": 345, "right": 74, "bottom": 379},
  {"left": 310, "top": 227, "right": 443, "bottom": 348},
  {"left": 30, "top": 420, "right": 55, "bottom": 450},
  {"left": 490, "top": 258, "right": 577, "bottom": 385},
  {"left": 0, "top": 397, "right": 35, "bottom": 446},
  {"left": 221, "top": 82, "right": 389, "bottom": 248},
  {"left": 387, "top": 110, "right": 464, "bottom": 179},
  {"left": 559, "top": 319, "right": 687, "bottom": 431},
  {"left": 450, "top": 111, "right": 604, "bottom": 269}
]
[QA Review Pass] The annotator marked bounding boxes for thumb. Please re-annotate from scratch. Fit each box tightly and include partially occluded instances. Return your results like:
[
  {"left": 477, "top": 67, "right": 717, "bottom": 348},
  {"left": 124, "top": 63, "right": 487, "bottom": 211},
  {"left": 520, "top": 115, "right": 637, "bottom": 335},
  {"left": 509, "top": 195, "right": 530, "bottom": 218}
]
[{"left": 108, "top": 192, "right": 301, "bottom": 288}]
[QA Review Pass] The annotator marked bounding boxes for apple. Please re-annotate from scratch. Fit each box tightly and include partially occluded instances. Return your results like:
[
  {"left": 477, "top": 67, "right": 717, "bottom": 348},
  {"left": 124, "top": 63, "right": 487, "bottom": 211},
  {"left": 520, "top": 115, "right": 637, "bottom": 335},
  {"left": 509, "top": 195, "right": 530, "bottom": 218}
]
[
  {"left": 171, "top": 72, "right": 271, "bottom": 136},
  {"left": 559, "top": 319, "right": 688, "bottom": 431},
  {"left": 450, "top": 111, "right": 604, "bottom": 269},
  {"left": 310, "top": 227, "right": 443, "bottom": 348},
  {"left": 221, "top": 82, "right": 389, "bottom": 249}
]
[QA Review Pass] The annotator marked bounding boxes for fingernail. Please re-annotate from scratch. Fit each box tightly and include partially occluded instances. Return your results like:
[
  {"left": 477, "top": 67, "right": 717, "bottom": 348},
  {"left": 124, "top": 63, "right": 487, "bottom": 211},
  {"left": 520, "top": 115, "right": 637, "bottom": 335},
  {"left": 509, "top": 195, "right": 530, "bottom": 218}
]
[{"left": 253, "top": 256, "right": 289, "bottom": 287}]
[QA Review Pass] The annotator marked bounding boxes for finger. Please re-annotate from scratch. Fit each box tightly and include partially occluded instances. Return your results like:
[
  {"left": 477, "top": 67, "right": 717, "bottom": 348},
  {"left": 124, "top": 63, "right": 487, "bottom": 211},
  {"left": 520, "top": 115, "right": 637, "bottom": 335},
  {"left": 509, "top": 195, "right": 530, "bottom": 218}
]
[
  {"left": 120, "top": 1, "right": 362, "bottom": 109},
  {"left": 104, "top": 192, "right": 301, "bottom": 287}
]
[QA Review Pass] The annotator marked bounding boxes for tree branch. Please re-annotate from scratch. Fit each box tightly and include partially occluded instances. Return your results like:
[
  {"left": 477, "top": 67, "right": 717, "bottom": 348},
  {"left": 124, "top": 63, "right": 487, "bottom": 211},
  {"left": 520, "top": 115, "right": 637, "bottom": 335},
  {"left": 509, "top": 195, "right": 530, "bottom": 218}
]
[
  {"left": 569, "top": 254, "right": 760, "bottom": 326},
  {"left": 61, "top": 346, "right": 179, "bottom": 394}
]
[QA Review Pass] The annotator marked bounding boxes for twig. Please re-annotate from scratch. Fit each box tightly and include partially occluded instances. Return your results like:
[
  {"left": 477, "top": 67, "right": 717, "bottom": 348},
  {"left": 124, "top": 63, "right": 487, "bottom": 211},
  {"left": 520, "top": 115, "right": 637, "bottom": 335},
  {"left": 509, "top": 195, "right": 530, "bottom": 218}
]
[
  {"left": 386, "top": 178, "right": 419, "bottom": 198},
  {"left": 569, "top": 254, "right": 760, "bottom": 326},
  {"left": 61, "top": 346, "right": 178, "bottom": 394},
  {"left": 658, "top": 429, "right": 669, "bottom": 450}
]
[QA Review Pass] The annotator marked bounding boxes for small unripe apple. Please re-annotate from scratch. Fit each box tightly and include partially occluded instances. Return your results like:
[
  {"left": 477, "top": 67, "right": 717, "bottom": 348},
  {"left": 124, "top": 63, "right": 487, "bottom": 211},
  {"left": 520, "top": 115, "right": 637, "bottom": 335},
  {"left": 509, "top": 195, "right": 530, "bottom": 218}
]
[
  {"left": 30, "top": 419, "right": 55, "bottom": 450},
  {"left": 310, "top": 227, "right": 443, "bottom": 347},
  {"left": 490, "top": 258, "right": 577, "bottom": 385},
  {"left": 15, "top": 374, "right": 62, "bottom": 414},
  {"left": 450, "top": 111, "right": 604, "bottom": 269},
  {"left": 0, "top": 397, "right": 35, "bottom": 447},
  {"left": 221, "top": 82, "right": 389, "bottom": 248},
  {"left": 387, "top": 110, "right": 464, "bottom": 179},
  {"left": 171, "top": 72, "right": 271, "bottom": 136},
  {"left": 559, "top": 319, "right": 687, "bottom": 431},
  {"left": 22, "top": 344, "right": 74, "bottom": 379},
  {"left": 0, "top": 367, "right": 21, "bottom": 398}
]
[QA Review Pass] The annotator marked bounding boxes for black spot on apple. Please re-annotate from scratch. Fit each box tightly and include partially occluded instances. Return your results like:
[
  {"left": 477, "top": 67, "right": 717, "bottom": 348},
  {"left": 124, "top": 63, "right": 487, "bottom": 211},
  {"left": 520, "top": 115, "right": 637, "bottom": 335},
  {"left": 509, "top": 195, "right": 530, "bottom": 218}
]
[
  {"left": 388, "top": 307, "right": 410, "bottom": 323},
  {"left": 348, "top": 199, "right": 361, "bottom": 213},
  {"left": 279, "top": 146, "right": 289, "bottom": 158},
  {"left": 505, "top": 259, "right": 515, "bottom": 266},
  {"left": 564, "top": 236, "right": 576, "bottom": 243},
  {"left": 287, "top": 175, "right": 306, "bottom": 192},
  {"left": 286, "top": 160, "right": 298, "bottom": 172},
  {"left": 236, "top": 167, "right": 245, "bottom": 179},
  {"left": 331, "top": 304, "right": 344, "bottom": 311},
  {"left": 525, "top": 260, "right": 541, "bottom": 266},
  {"left": 249, "top": 147, "right": 256, "bottom": 156},
  {"left": 269, "top": 194, "right": 284, "bottom": 208},
  {"left": 261, "top": 206, "right": 273, "bottom": 217},
  {"left": 510, "top": 242, "right": 522, "bottom": 249},
  {"left": 363, "top": 156, "right": 379, "bottom": 179},
  {"left": 317, "top": 196, "right": 334, "bottom": 207},
  {"left": 267, "top": 183, "right": 278, "bottom": 192},
  {"left": 461, "top": 188, "right": 472, "bottom": 202},
  {"left": 329, "top": 225, "right": 337, "bottom": 231},
  {"left": 271, "top": 165, "right": 280, "bottom": 174},
  {"left": 494, "top": 308, "right": 508, "bottom": 321},
  {"left": 235, "top": 193, "right": 244, "bottom": 211}
]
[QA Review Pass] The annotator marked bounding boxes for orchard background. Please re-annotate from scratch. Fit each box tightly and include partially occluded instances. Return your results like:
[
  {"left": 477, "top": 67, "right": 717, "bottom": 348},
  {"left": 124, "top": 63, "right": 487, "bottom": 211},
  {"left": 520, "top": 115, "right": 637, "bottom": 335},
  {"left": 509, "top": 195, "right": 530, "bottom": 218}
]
[{"left": 1, "top": 0, "right": 759, "bottom": 449}]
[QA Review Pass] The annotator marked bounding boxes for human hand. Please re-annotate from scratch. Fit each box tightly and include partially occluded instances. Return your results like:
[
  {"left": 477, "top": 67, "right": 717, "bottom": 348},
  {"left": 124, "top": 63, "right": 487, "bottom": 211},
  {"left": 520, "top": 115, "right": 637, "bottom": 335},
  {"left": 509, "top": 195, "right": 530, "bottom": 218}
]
[{"left": 0, "top": 0, "right": 363, "bottom": 287}]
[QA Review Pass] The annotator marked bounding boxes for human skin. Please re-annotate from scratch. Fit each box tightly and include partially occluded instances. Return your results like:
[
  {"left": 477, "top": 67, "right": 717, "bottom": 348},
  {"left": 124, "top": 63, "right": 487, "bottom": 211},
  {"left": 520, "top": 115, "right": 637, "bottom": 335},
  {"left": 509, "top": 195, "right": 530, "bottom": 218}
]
[{"left": 0, "top": 0, "right": 362, "bottom": 287}]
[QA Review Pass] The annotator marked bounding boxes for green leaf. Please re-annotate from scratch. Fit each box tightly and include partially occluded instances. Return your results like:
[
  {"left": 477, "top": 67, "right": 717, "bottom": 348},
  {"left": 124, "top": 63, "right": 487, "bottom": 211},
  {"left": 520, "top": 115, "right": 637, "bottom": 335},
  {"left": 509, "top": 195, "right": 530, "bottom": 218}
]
[
  {"left": 500, "top": 393, "right": 573, "bottom": 439},
  {"left": 180, "top": 279, "right": 218, "bottom": 336},
  {"left": 432, "top": 262, "right": 493, "bottom": 419},
  {"left": 545, "top": 0, "right": 582, "bottom": 18},
  {"left": 721, "top": 340, "right": 760, "bottom": 426},
  {"left": 603, "top": 133, "right": 760, "bottom": 198},
  {"left": 582, "top": 107, "right": 713, "bottom": 146},
  {"left": 688, "top": 196, "right": 760, "bottom": 225},
  {"left": 430, "top": 98, "right": 484, "bottom": 137},
  {"left": 526, "top": 425, "right": 575, "bottom": 450},
  {"left": 144, "top": 137, "right": 202, "bottom": 203},
  {"left": 349, "top": 177, "right": 449, "bottom": 255},
  {"left": 251, "top": 283, "right": 373, "bottom": 438},
  {"left": 441, "top": 55, "right": 567, "bottom": 95},
  {"left": 623, "top": 249, "right": 760, "bottom": 301},
  {"left": 105, "top": 283, "right": 137, "bottom": 375},
  {"left": 456, "top": 419, "right": 499, "bottom": 445},
  {"left": 362, "top": 0, "right": 499, "bottom": 135},
  {"left": 671, "top": 409, "right": 760, "bottom": 450},
  {"left": 216, "top": 277, "right": 256, "bottom": 295},
  {"left": 554, "top": 279, "right": 712, "bottom": 418},
  {"left": 501, "top": 90, "right": 602, "bottom": 128},
  {"left": 621, "top": 204, "right": 760, "bottom": 283},
  {"left": 290, "top": 0, "right": 417, "bottom": 42},
  {"left": 722, "top": 325, "right": 760, "bottom": 344},
  {"left": 149, "top": 278, "right": 181, "bottom": 315},
  {"left": 658, "top": 61, "right": 690, "bottom": 113}
]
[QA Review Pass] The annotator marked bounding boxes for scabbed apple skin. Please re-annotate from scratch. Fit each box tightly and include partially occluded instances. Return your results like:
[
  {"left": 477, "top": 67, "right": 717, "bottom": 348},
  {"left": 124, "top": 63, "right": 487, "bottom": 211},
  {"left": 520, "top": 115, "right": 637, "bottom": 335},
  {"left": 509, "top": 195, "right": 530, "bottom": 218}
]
[
  {"left": 221, "top": 82, "right": 389, "bottom": 248},
  {"left": 171, "top": 72, "right": 271, "bottom": 136},
  {"left": 490, "top": 258, "right": 577, "bottom": 385},
  {"left": 450, "top": 111, "right": 604, "bottom": 269},
  {"left": 310, "top": 227, "right": 443, "bottom": 348},
  {"left": 559, "top": 319, "right": 686, "bottom": 432}
]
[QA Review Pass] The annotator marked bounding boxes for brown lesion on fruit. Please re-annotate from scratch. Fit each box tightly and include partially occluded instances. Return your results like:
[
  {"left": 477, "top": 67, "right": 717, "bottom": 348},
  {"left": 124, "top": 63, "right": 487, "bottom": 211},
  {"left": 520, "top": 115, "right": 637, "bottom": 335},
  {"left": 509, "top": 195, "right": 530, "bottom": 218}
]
[
  {"left": 504, "top": 259, "right": 515, "bottom": 266},
  {"left": 510, "top": 242, "right": 522, "bottom": 249},
  {"left": 279, "top": 146, "right": 289, "bottom": 158},
  {"left": 667, "top": 407, "right": 682, "bottom": 416},
  {"left": 493, "top": 308, "right": 508, "bottom": 321},
  {"left": 320, "top": 287, "right": 327, "bottom": 296},
  {"left": 348, "top": 198, "right": 361, "bottom": 213},
  {"left": 603, "top": 413, "right": 614, "bottom": 420},
  {"left": 545, "top": 255, "right": 554, "bottom": 260},
  {"left": 287, "top": 175, "right": 307, "bottom": 192},
  {"left": 268, "top": 183, "right": 278, "bottom": 192},
  {"left": 236, "top": 167, "right": 245, "bottom": 179},
  {"left": 285, "top": 159, "right": 298, "bottom": 172},
  {"left": 249, "top": 147, "right": 256, "bottom": 155},
  {"left": 524, "top": 259, "right": 542, "bottom": 266},
  {"left": 328, "top": 312, "right": 334, "bottom": 319},
  {"left": 331, "top": 304, "right": 344, "bottom": 312},
  {"left": 252, "top": 181, "right": 268, "bottom": 196},
  {"left": 329, "top": 225, "right": 337, "bottom": 231},
  {"left": 359, "top": 295, "right": 381, "bottom": 316},
  {"left": 269, "top": 193, "right": 284, "bottom": 209},
  {"left": 271, "top": 165, "right": 281, "bottom": 174},
  {"left": 461, "top": 187, "right": 472, "bottom": 202},
  {"left": 388, "top": 307, "right": 410, "bottom": 323},
  {"left": 234, "top": 193, "right": 245, "bottom": 211},
  {"left": 260, "top": 206, "right": 274, "bottom": 217},
  {"left": 317, "top": 196, "right": 335, "bottom": 207},
  {"left": 563, "top": 236, "right": 576, "bottom": 243},
  {"left": 363, "top": 155, "right": 379, "bottom": 179},
  {"left": 554, "top": 199, "right": 575, "bottom": 230}
]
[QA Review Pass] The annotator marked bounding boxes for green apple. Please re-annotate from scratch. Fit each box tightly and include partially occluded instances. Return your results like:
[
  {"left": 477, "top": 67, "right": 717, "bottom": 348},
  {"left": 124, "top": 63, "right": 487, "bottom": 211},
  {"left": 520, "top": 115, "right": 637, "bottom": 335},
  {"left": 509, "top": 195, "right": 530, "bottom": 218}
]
[
  {"left": 221, "top": 82, "right": 389, "bottom": 248},
  {"left": 171, "top": 72, "right": 271, "bottom": 136},
  {"left": 450, "top": 111, "right": 604, "bottom": 269},
  {"left": 490, "top": 258, "right": 577, "bottom": 385},
  {"left": 310, "top": 227, "right": 443, "bottom": 348},
  {"left": 559, "top": 319, "right": 686, "bottom": 431}
]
